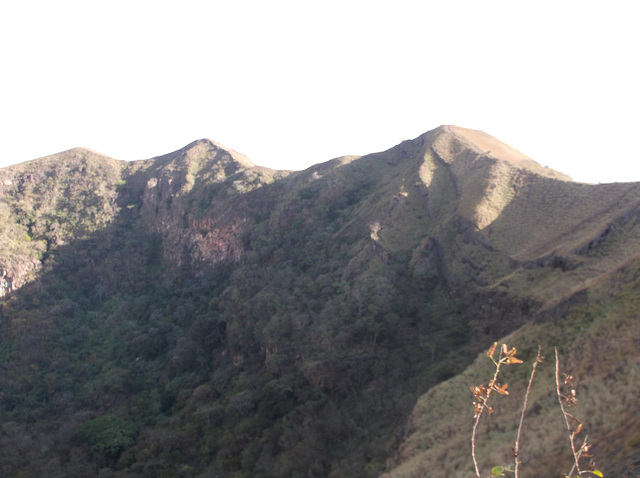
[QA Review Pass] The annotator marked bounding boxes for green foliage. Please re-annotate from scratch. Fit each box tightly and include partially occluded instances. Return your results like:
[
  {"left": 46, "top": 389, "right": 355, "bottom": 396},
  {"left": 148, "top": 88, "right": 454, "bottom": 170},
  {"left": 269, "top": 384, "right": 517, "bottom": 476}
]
[
  {"left": 490, "top": 465, "right": 509, "bottom": 476},
  {"left": 79, "top": 414, "right": 136, "bottom": 460},
  {"left": 0, "top": 146, "right": 490, "bottom": 475}
]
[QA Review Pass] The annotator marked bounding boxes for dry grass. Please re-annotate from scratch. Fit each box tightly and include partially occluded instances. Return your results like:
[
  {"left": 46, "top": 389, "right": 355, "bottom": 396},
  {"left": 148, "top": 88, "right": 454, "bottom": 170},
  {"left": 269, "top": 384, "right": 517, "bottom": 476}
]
[
  {"left": 447, "top": 125, "right": 571, "bottom": 181},
  {"left": 416, "top": 126, "right": 640, "bottom": 311},
  {"left": 384, "top": 259, "right": 640, "bottom": 477}
]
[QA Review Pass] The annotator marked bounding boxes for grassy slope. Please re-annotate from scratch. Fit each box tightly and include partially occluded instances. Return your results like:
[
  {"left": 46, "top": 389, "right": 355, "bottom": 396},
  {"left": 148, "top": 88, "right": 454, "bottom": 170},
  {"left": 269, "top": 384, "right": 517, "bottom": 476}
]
[
  {"left": 383, "top": 256, "right": 640, "bottom": 477},
  {"left": 297, "top": 128, "right": 640, "bottom": 475},
  {"left": 381, "top": 128, "right": 640, "bottom": 477},
  {"left": 426, "top": 126, "right": 640, "bottom": 304}
]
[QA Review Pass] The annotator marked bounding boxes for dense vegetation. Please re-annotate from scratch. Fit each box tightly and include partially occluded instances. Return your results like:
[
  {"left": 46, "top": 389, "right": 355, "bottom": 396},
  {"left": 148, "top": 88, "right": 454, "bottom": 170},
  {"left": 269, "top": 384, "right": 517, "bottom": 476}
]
[{"left": 1, "top": 127, "right": 639, "bottom": 477}]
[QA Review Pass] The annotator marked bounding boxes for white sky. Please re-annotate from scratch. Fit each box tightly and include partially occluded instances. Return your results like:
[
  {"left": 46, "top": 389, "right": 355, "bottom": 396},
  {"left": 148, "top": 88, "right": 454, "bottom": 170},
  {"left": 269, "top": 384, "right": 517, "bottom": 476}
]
[{"left": 1, "top": 1, "right": 638, "bottom": 184}]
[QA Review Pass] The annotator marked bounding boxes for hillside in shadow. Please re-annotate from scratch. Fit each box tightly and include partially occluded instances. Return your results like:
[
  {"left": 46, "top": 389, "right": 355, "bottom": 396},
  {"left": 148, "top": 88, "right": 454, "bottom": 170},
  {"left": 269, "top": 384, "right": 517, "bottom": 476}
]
[{"left": 1, "top": 126, "right": 639, "bottom": 477}]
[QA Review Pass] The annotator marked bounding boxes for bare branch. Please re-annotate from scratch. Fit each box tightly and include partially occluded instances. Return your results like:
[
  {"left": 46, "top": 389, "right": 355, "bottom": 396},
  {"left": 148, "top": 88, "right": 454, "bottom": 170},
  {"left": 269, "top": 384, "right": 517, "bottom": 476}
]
[
  {"left": 555, "top": 347, "right": 582, "bottom": 476},
  {"left": 513, "top": 345, "right": 542, "bottom": 478}
]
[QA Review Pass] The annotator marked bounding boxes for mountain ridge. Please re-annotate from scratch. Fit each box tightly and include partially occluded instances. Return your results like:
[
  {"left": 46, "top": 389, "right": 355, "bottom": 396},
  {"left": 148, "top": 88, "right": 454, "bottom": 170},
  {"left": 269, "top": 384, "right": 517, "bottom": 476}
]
[
  {"left": 0, "top": 126, "right": 639, "bottom": 476},
  {"left": 2, "top": 125, "right": 639, "bottom": 319}
]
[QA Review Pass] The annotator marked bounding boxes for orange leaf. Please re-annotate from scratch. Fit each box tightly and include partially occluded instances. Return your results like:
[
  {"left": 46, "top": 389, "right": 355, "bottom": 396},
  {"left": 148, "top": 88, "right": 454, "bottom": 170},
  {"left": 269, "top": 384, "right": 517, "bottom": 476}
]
[{"left": 497, "top": 383, "right": 509, "bottom": 395}]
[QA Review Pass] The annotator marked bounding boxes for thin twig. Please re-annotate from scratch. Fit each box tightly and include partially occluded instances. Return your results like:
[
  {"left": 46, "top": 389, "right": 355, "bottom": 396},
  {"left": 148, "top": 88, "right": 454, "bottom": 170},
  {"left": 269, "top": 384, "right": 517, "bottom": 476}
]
[
  {"left": 471, "top": 350, "right": 504, "bottom": 478},
  {"left": 568, "top": 434, "right": 589, "bottom": 477},
  {"left": 513, "top": 345, "right": 542, "bottom": 478},
  {"left": 471, "top": 405, "right": 483, "bottom": 478},
  {"left": 472, "top": 368, "right": 500, "bottom": 477},
  {"left": 555, "top": 347, "right": 582, "bottom": 476}
]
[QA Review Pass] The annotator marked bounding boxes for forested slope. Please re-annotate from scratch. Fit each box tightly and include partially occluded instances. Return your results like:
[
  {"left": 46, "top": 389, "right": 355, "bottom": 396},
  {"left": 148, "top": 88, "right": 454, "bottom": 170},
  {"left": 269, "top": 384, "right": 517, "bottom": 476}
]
[{"left": 0, "top": 126, "right": 638, "bottom": 477}]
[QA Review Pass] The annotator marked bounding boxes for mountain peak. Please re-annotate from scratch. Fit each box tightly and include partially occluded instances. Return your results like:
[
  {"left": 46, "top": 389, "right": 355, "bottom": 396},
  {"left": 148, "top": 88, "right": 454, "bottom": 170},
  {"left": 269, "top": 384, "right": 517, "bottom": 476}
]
[
  {"left": 444, "top": 125, "right": 532, "bottom": 163},
  {"left": 164, "top": 138, "right": 256, "bottom": 170},
  {"left": 436, "top": 125, "right": 571, "bottom": 181}
]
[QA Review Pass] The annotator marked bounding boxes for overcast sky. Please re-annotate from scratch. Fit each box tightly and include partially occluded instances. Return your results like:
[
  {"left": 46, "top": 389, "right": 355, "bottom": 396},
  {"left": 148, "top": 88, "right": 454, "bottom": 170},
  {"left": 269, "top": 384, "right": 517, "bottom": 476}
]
[{"left": 1, "top": 1, "right": 638, "bottom": 183}]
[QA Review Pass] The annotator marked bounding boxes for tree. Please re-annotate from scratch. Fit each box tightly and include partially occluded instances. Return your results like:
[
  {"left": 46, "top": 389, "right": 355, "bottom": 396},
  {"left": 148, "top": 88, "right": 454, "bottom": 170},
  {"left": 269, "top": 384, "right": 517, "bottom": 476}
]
[{"left": 78, "top": 414, "right": 136, "bottom": 461}]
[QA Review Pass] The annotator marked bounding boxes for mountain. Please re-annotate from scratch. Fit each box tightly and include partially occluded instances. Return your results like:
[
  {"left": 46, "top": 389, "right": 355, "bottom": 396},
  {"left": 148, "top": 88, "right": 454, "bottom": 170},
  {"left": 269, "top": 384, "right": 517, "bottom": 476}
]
[{"left": 0, "top": 126, "right": 639, "bottom": 477}]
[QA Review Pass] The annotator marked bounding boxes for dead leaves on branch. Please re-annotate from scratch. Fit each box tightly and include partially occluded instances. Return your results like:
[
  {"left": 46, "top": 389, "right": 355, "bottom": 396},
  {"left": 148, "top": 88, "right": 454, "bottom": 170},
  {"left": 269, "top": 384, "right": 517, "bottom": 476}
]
[
  {"left": 471, "top": 343, "right": 604, "bottom": 478},
  {"left": 471, "top": 343, "right": 522, "bottom": 418}
]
